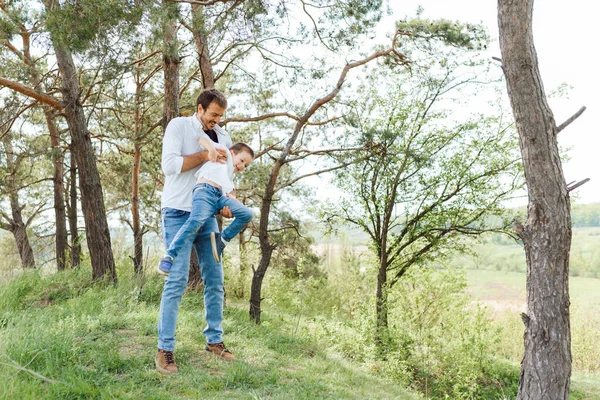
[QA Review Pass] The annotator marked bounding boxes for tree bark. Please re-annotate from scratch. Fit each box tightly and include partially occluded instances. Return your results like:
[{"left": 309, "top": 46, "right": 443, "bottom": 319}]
[
  {"left": 162, "top": 0, "right": 180, "bottom": 131},
  {"left": 132, "top": 142, "right": 143, "bottom": 274},
  {"left": 192, "top": 4, "right": 215, "bottom": 89},
  {"left": 498, "top": 1, "right": 572, "bottom": 398},
  {"left": 375, "top": 248, "right": 389, "bottom": 344},
  {"left": 67, "top": 153, "right": 81, "bottom": 268},
  {"left": 53, "top": 45, "right": 117, "bottom": 282},
  {"left": 46, "top": 108, "right": 68, "bottom": 271},
  {"left": 1, "top": 135, "right": 36, "bottom": 269}
]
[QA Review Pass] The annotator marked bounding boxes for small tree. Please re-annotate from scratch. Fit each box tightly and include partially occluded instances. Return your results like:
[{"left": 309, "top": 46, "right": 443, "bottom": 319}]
[{"left": 324, "top": 49, "right": 522, "bottom": 343}]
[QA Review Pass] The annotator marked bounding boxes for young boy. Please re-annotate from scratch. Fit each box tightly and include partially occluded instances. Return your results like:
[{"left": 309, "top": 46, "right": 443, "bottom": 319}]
[{"left": 157, "top": 136, "right": 254, "bottom": 276}]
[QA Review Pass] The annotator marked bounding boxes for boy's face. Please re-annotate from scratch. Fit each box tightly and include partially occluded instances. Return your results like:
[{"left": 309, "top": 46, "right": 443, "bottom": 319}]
[{"left": 231, "top": 150, "right": 253, "bottom": 173}]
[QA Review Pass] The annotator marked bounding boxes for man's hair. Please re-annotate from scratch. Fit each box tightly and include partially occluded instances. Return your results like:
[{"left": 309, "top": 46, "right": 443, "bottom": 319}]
[
  {"left": 196, "top": 88, "right": 228, "bottom": 111},
  {"left": 230, "top": 142, "right": 254, "bottom": 159}
]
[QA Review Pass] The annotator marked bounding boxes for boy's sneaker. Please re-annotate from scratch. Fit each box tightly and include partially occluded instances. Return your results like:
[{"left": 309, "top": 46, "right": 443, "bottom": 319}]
[
  {"left": 157, "top": 255, "right": 173, "bottom": 276},
  {"left": 210, "top": 232, "right": 226, "bottom": 263},
  {"left": 205, "top": 342, "right": 235, "bottom": 361},
  {"left": 155, "top": 349, "right": 178, "bottom": 374}
]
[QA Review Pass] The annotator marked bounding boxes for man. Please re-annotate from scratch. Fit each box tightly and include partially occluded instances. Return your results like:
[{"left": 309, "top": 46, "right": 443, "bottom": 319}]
[{"left": 155, "top": 88, "right": 236, "bottom": 375}]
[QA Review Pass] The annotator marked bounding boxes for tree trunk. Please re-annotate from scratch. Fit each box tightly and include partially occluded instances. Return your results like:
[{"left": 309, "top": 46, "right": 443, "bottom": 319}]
[
  {"left": 53, "top": 45, "right": 116, "bottom": 282},
  {"left": 162, "top": 0, "right": 180, "bottom": 131},
  {"left": 233, "top": 228, "right": 250, "bottom": 298},
  {"left": 188, "top": 249, "right": 203, "bottom": 289},
  {"left": 67, "top": 154, "right": 81, "bottom": 268},
  {"left": 1, "top": 135, "right": 36, "bottom": 268},
  {"left": 10, "top": 196, "right": 36, "bottom": 269},
  {"left": 375, "top": 249, "right": 389, "bottom": 345},
  {"left": 46, "top": 108, "right": 68, "bottom": 271},
  {"left": 132, "top": 143, "right": 143, "bottom": 274},
  {"left": 498, "top": 1, "right": 572, "bottom": 398},
  {"left": 192, "top": 4, "right": 215, "bottom": 89},
  {"left": 23, "top": 54, "right": 68, "bottom": 271},
  {"left": 249, "top": 163, "right": 280, "bottom": 323}
]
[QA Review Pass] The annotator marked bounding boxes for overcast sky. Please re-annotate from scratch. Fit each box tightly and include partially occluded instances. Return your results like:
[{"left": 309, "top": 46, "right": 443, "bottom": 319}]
[{"left": 382, "top": 1, "right": 598, "bottom": 205}]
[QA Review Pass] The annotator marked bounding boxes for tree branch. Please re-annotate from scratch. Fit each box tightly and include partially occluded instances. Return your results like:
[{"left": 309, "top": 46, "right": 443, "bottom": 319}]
[
  {"left": 0, "top": 77, "right": 62, "bottom": 111},
  {"left": 557, "top": 106, "right": 586, "bottom": 133}
]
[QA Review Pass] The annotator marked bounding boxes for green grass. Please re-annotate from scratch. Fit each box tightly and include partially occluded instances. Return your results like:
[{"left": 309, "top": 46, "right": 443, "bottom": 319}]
[
  {"left": 466, "top": 269, "right": 600, "bottom": 399},
  {"left": 466, "top": 269, "right": 600, "bottom": 307},
  {"left": 0, "top": 267, "right": 419, "bottom": 400}
]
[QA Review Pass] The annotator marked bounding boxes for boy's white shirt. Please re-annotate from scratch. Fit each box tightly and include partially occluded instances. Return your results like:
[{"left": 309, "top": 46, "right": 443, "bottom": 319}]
[
  {"left": 161, "top": 115, "right": 232, "bottom": 212},
  {"left": 194, "top": 140, "right": 235, "bottom": 195}
]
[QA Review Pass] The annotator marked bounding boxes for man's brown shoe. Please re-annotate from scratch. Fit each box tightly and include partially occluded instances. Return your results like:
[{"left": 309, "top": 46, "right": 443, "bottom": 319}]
[
  {"left": 155, "top": 349, "right": 178, "bottom": 374},
  {"left": 205, "top": 342, "right": 235, "bottom": 361}
]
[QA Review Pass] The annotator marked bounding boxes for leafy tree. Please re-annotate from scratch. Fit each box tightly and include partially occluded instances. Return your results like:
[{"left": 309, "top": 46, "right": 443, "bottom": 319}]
[{"left": 324, "top": 44, "right": 522, "bottom": 343}]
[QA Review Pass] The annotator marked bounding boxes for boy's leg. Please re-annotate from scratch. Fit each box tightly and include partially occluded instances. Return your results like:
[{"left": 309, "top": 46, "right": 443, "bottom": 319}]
[
  {"left": 192, "top": 216, "right": 225, "bottom": 345},
  {"left": 218, "top": 196, "right": 254, "bottom": 241},
  {"left": 166, "top": 184, "right": 218, "bottom": 259},
  {"left": 157, "top": 208, "right": 193, "bottom": 352}
]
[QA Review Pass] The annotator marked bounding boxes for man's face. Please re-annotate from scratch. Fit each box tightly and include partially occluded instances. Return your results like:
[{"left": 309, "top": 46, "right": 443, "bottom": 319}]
[
  {"left": 197, "top": 102, "right": 226, "bottom": 130},
  {"left": 231, "top": 150, "right": 253, "bottom": 173}
]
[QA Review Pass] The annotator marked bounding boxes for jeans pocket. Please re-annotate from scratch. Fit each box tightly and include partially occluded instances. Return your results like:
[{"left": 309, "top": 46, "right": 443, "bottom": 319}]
[{"left": 162, "top": 207, "right": 188, "bottom": 218}]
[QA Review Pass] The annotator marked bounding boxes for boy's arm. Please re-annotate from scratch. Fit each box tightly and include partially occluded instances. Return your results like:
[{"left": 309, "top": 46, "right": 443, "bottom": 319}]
[{"left": 198, "top": 136, "right": 219, "bottom": 162}]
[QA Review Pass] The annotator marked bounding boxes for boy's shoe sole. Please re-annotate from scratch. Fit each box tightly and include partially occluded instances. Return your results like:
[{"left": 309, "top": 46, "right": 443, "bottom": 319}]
[
  {"left": 157, "top": 258, "right": 171, "bottom": 276},
  {"left": 210, "top": 232, "right": 221, "bottom": 263}
]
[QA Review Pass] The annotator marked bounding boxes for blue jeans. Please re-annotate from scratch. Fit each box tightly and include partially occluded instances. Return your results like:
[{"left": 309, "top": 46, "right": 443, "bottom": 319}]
[
  {"left": 157, "top": 185, "right": 253, "bottom": 351},
  {"left": 166, "top": 183, "right": 253, "bottom": 259}
]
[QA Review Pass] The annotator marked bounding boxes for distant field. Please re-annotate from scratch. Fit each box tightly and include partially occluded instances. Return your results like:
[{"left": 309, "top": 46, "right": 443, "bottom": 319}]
[{"left": 466, "top": 269, "right": 600, "bottom": 311}]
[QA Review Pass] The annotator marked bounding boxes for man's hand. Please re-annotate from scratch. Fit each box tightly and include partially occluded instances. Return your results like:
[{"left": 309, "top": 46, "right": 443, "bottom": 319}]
[
  {"left": 220, "top": 206, "right": 233, "bottom": 218},
  {"left": 215, "top": 147, "right": 228, "bottom": 164},
  {"left": 207, "top": 147, "right": 219, "bottom": 162}
]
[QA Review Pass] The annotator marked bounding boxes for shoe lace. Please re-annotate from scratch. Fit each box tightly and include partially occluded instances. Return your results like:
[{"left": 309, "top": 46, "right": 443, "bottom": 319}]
[
  {"left": 163, "top": 350, "right": 175, "bottom": 365},
  {"left": 212, "top": 343, "right": 231, "bottom": 353}
]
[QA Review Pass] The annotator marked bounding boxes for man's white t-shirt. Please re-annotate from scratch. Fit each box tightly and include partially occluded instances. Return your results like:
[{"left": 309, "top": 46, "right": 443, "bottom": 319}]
[
  {"left": 195, "top": 141, "right": 235, "bottom": 195},
  {"left": 161, "top": 115, "right": 232, "bottom": 212}
]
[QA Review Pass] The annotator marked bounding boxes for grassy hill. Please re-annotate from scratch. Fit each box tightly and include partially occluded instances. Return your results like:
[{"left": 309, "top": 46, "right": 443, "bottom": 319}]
[{"left": 0, "top": 267, "right": 419, "bottom": 400}]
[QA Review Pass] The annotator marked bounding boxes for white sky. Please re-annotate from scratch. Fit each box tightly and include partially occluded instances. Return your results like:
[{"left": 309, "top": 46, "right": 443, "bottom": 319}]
[{"left": 382, "top": 1, "right": 598, "bottom": 205}]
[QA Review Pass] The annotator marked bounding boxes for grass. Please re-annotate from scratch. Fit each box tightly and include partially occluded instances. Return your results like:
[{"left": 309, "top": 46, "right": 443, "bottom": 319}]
[
  {"left": 0, "top": 266, "right": 420, "bottom": 400},
  {"left": 466, "top": 269, "right": 600, "bottom": 307},
  {"left": 466, "top": 269, "right": 600, "bottom": 399}
]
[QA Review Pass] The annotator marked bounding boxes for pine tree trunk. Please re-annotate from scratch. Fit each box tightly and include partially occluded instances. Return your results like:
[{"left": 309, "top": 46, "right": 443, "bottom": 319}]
[
  {"left": 1, "top": 135, "right": 36, "bottom": 268},
  {"left": 46, "top": 109, "right": 68, "bottom": 271},
  {"left": 24, "top": 59, "right": 68, "bottom": 271},
  {"left": 162, "top": 0, "right": 180, "bottom": 131},
  {"left": 9, "top": 190, "right": 36, "bottom": 269},
  {"left": 67, "top": 155, "right": 81, "bottom": 269},
  {"left": 132, "top": 143, "right": 143, "bottom": 274},
  {"left": 498, "top": 1, "right": 572, "bottom": 398},
  {"left": 192, "top": 4, "right": 215, "bottom": 89},
  {"left": 53, "top": 45, "right": 116, "bottom": 282}
]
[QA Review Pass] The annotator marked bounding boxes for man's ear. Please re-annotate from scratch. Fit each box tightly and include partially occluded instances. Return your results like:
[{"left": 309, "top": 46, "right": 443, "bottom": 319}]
[{"left": 197, "top": 104, "right": 204, "bottom": 114}]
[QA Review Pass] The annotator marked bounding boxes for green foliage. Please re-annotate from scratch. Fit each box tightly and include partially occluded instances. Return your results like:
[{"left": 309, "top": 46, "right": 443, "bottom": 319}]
[
  {"left": 383, "top": 267, "right": 518, "bottom": 398},
  {"left": 325, "top": 54, "right": 521, "bottom": 287},
  {"left": 44, "top": 0, "right": 143, "bottom": 52},
  {"left": 396, "top": 16, "right": 489, "bottom": 50}
]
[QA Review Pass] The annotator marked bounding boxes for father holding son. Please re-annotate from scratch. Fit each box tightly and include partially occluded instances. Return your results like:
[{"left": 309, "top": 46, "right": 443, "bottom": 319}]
[{"left": 155, "top": 88, "right": 249, "bottom": 374}]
